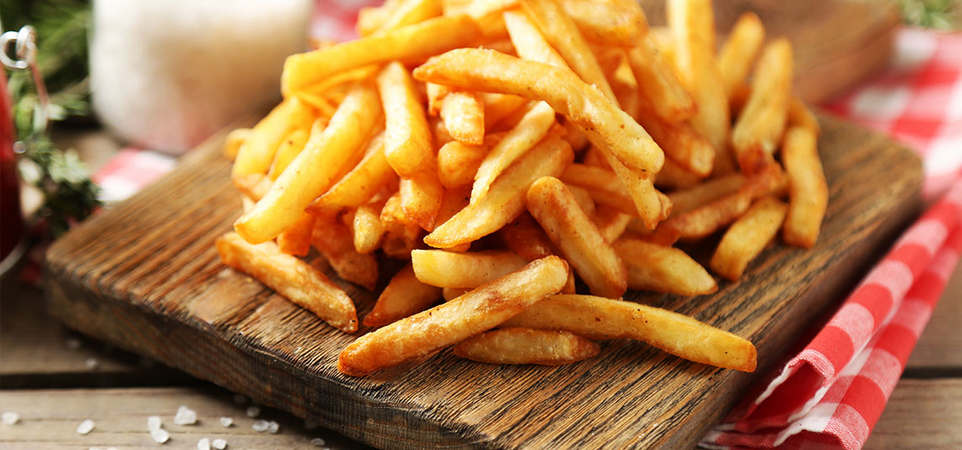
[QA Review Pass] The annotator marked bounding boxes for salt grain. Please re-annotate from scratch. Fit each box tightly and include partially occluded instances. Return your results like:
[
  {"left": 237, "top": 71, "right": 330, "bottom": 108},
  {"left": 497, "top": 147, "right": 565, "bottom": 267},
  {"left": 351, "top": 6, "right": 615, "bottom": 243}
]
[
  {"left": 267, "top": 421, "right": 280, "bottom": 434},
  {"left": 2, "top": 412, "right": 19, "bottom": 425},
  {"left": 173, "top": 405, "right": 197, "bottom": 425},
  {"left": 252, "top": 420, "right": 270, "bottom": 432},
  {"left": 310, "top": 437, "right": 326, "bottom": 447},
  {"left": 147, "top": 415, "right": 162, "bottom": 431},
  {"left": 150, "top": 427, "right": 170, "bottom": 444},
  {"left": 66, "top": 337, "right": 82, "bottom": 350},
  {"left": 85, "top": 358, "right": 99, "bottom": 370},
  {"left": 197, "top": 437, "right": 210, "bottom": 450},
  {"left": 211, "top": 438, "right": 227, "bottom": 449},
  {"left": 77, "top": 419, "right": 95, "bottom": 435},
  {"left": 219, "top": 417, "right": 233, "bottom": 427},
  {"left": 245, "top": 406, "right": 260, "bottom": 418}
]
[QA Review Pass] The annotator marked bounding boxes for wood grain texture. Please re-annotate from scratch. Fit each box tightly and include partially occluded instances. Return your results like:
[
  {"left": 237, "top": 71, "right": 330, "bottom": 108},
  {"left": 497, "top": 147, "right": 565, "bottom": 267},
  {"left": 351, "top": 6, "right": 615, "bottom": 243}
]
[
  {"left": 864, "top": 379, "right": 962, "bottom": 450},
  {"left": 43, "top": 115, "right": 922, "bottom": 450},
  {"left": 640, "top": 0, "right": 900, "bottom": 103}
]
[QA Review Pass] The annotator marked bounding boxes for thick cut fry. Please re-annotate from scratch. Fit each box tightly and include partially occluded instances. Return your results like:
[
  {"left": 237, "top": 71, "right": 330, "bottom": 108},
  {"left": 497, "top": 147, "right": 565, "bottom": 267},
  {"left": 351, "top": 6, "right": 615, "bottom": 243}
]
[
  {"left": 668, "top": 173, "right": 746, "bottom": 216},
  {"left": 440, "top": 91, "right": 485, "bottom": 145},
  {"left": 311, "top": 220, "right": 379, "bottom": 291},
  {"left": 269, "top": 128, "right": 311, "bottom": 181},
  {"left": 277, "top": 212, "right": 315, "bottom": 257},
  {"left": 353, "top": 200, "right": 387, "bottom": 254},
  {"left": 788, "top": 96, "right": 821, "bottom": 136},
  {"left": 782, "top": 126, "right": 827, "bottom": 248},
  {"left": 412, "top": 249, "right": 528, "bottom": 288},
  {"left": 454, "top": 328, "right": 600, "bottom": 365},
  {"left": 614, "top": 238, "right": 717, "bottom": 295},
  {"left": 560, "top": 164, "right": 633, "bottom": 214},
  {"left": 378, "top": 0, "right": 444, "bottom": 32},
  {"left": 434, "top": 186, "right": 472, "bottom": 249},
  {"left": 216, "top": 232, "right": 357, "bottom": 333},
  {"left": 599, "top": 148, "right": 672, "bottom": 229},
  {"left": 635, "top": 102, "right": 713, "bottom": 177},
  {"left": 438, "top": 140, "right": 489, "bottom": 188},
  {"left": 653, "top": 158, "right": 703, "bottom": 190},
  {"left": 499, "top": 212, "right": 555, "bottom": 261},
  {"left": 626, "top": 38, "right": 695, "bottom": 124},
  {"left": 521, "top": 0, "right": 618, "bottom": 103},
  {"left": 308, "top": 133, "right": 397, "bottom": 217},
  {"left": 415, "top": 49, "right": 664, "bottom": 176},
  {"left": 526, "top": 176, "right": 627, "bottom": 298},
  {"left": 482, "top": 93, "right": 530, "bottom": 129},
  {"left": 282, "top": 16, "right": 482, "bottom": 95},
  {"left": 235, "top": 83, "right": 382, "bottom": 244},
  {"left": 224, "top": 128, "right": 251, "bottom": 161},
  {"left": 503, "top": 294, "right": 757, "bottom": 372},
  {"left": 399, "top": 172, "right": 445, "bottom": 231},
  {"left": 232, "top": 98, "right": 314, "bottom": 178},
  {"left": 472, "top": 102, "right": 556, "bottom": 202},
  {"left": 337, "top": 255, "right": 570, "bottom": 376},
  {"left": 425, "top": 132, "right": 573, "bottom": 248},
  {"left": 378, "top": 62, "right": 436, "bottom": 178},
  {"left": 559, "top": 0, "right": 648, "bottom": 47},
  {"left": 711, "top": 196, "right": 788, "bottom": 280},
  {"left": 364, "top": 263, "right": 442, "bottom": 327},
  {"left": 504, "top": 11, "right": 567, "bottom": 68},
  {"left": 566, "top": 184, "right": 596, "bottom": 218},
  {"left": 426, "top": 82, "right": 453, "bottom": 115},
  {"left": 593, "top": 205, "right": 632, "bottom": 242},
  {"left": 732, "top": 39, "right": 793, "bottom": 175},
  {"left": 718, "top": 12, "right": 765, "bottom": 99}
]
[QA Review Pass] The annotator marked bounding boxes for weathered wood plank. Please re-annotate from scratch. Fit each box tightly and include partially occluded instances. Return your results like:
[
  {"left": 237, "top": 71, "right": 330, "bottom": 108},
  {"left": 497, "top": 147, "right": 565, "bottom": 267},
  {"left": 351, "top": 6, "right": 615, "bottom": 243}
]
[
  {"left": 864, "top": 378, "right": 962, "bottom": 450},
  {"left": 906, "top": 262, "right": 962, "bottom": 373}
]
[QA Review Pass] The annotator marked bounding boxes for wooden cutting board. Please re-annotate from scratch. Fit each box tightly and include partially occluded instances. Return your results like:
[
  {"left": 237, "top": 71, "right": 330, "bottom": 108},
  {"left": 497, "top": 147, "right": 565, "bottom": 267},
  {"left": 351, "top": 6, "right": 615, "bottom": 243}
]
[{"left": 44, "top": 2, "right": 911, "bottom": 449}]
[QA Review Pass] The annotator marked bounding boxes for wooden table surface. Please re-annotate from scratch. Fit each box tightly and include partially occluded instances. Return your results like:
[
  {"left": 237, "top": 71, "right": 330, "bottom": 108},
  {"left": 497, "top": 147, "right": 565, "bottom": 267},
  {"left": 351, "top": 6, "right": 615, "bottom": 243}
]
[{"left": 1, "top": 130, "right": 960, "bottom": 449}]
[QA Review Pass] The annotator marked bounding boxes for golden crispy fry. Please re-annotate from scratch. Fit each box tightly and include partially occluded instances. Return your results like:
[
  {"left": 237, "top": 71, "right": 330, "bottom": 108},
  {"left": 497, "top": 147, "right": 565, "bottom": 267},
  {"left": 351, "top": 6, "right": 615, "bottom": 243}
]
[
  {"left": 592, "top": 205, "right": 632, "bottom": 242},
  {"left": 277, "top": 212, "right": 315, "bottom": 257},
  {"left": 269, "top": 128, "right": 311, "bottom": 181},
  {"left": 312, "top": 220, "right": 380, "bottom": 291},
  {"left": 711, "top": 196, "right": 788, "bottom": 280},
  {"left": 440, "top": 91, "right": 485, "bottom": 145},
  {"left": 442, "top": 0, "right": 516, "bottom": 20},
  {"left": 442, "top": 287, "right": 471, "bottom": 301},
  {"left": 281, "top": 16, "right": 481, "bottom": 95},
  {"left": 599, "top": 148, "right": 672, "bottom": 229},
  {"left": 412, "top": 249, "right": 528, "bottom": 288},
  {"left": 521, "top": 0, "right": 617, "bottom": 103},
  {"left": 782, "top": 126, "right": 827, "bottom": 248},
  {"left": 472, "top": 102, "right": 556, "bottom": 202},
  {"left": 454, "top": 327, "right": 600, "bottom": 365},
  {"left": 337, "top": 255, "right": 570, "bottom": 376},
  {"left": 235, "top": 83, "right": 381, "bottom": 244},
  {"left": 233, "top": 173, "right": 271, "bottom": 202},
  {"left": 425, "top": 131, "right": 573, "bottom": 248},
  {"left": 217, "top": 232, "right": 357, "bottom": 333},
  {"left": 232, "top": 98, "right": 314, "bottom": 178},
  {"left": 635, "top": 101, "right": 713, "bottom": 177},
  {"left": 614, "top": 238, "right": 717, "bottom": 295},
  {"left": 426, "top": 82, "right": 453, "bottom": 116},
  {"left": 653, "top": 158, "right": 703, "bottom": 191},
  {"left": 559, "top": 0, "right": 648, "bottom": 47},
  {"left": 482, "top": 93, "right": 532, "bottom": 129},
  {"left": 438, "top": 140, "right": 489, "bottom": 188},
  {"left": 308, "top": 132, "right": 397, "bottom": 217},
  {"left": 224, "top": 128, "right": 251, "bottom": 161},
  {"left": 718, "top": 12, "right": 765, "bottom": 99},
  {"left": 526, "top": 176, "right": 627, "bottom": 298},
  {"left": 560, "top": 163, "right": 632, "bottom": 214},
  {"left": 378, "top": 0, "right": 443, "bottom": 32},
  {"left": 364, "top": 263, "right": 442, "bottom": 327},
  {"left": 504, "top": 10, "right": 568, "bottom": 68},
  {"left": 353, "top": 200, "right": 387, "bottom": 254},
  {"left": 668, "top": 173, "right": 746, "bottom": 216},
  {"left": 499, "top": 211, "right": 555, "bottom": 261},
  {"left": 415, "top": 49, "right": 664, "bottom": 175},
  {"left": 566, "top": 183, "right": 596, "bottom": 218},
  {"left": 788, "top": 96, "right": 821, "bottom": 136},
  {"left": 626, "top": 38, "right": 696, "bottom": 124},
  {"left": 434, "top": 186, "right": 472, "bottom": 252},
  {"left": 479, "top": 38, "right": 517, "bottom": 55},
  {"left": 378, "top": 62, "right": 435, "bottom": 179},
  {"left": 357, "top": 1, "right": 398, "bottom": 36},
  {"left": 732, "top": 39, "right": 793, "bottom": 174},
  {"left": 503, "top": 294, "right": 757, "bottom": 372},
  {"left": 399, "top": 171, "right": 445, "bottom": 231},
  {"left": 382, "top": 223, "right": 423, "bottom": 259}
]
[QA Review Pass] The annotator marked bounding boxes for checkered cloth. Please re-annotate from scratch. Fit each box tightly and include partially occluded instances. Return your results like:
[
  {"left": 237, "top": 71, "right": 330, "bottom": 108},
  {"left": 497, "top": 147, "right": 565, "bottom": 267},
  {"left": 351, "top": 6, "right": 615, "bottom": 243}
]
[{"left": 90, "top": 9, "right": 962, "bottom": 450}]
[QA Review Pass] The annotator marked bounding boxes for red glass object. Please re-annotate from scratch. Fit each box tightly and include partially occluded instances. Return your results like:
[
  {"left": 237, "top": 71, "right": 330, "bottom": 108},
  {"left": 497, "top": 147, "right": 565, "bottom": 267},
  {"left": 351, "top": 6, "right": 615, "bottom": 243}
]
[{"left": 1, "top": 71, "right": 25, "bottom": 268}]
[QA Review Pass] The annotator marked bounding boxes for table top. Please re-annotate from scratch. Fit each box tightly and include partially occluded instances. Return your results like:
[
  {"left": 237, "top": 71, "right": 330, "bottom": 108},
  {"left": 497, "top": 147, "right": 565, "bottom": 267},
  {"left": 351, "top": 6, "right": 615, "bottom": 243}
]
[{"left": 1, "top": 130, "right": 959, "bottom": 449}]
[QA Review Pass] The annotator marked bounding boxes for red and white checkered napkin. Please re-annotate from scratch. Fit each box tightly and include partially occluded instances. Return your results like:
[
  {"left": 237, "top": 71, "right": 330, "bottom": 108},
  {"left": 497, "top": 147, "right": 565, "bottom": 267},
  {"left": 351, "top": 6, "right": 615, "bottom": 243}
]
[{"left": 700, "top": 28, "right": 962, "bottom": 450}]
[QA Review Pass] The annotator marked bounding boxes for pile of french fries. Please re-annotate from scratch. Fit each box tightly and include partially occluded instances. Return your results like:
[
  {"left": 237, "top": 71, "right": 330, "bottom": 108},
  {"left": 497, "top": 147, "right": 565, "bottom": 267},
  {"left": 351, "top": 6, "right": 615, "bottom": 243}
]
[{"left": 216, "top": 0, "right": 828, "bottom": 377}]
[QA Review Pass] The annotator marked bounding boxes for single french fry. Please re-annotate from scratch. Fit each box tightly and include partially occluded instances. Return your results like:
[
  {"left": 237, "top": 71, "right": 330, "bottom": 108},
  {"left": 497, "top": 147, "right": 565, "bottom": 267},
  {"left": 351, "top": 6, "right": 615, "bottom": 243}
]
[
  {"left": 399, "top": 172, "right": 444, "bottom": 232},
  {"left": 526, "top": 176, "right": 627, "bottom": 298},
  {"left": 426, "top": 82, "right": 453, "bottom": 116},
  {"left": 412, "top": 249, "right": 529, "bottom": 288},
  {"left": 438, "top": 140, "right": 488, "bottom": 188},
  {"left": 482, "top": 93, "right": 530, "bottom": 129},
  {"left": 441, "top": 91, "right": 485, "bottom": 145},
  {"left": 653, "top": 157, "right": 703, "bottom": 191},
  {"left": 718, "top": 12, "right": 765, "bottom": 99},
  {"left": 788, "top": 96, "right": 821, "bottom": 136},
  {"left": 560, "top": 164, "right": 632, "bottom": 214},
  {"left": 353, "top": 200, "right": 387, "bottom": 254},
  {"left": 566, "top": 183, "right": 596, "bottom": 218},
  {"left": 216, "top": 232, "right": 357, "bottom": 333},
  {"left": 599, "top": 147, "right": 672, "bottom": 229},
  {"left": 425, "top": 131, "right": 573, "bottom": 249},
  {"left": 498, "top": 211, "right": 555, "bottom": 261},
  {"left": 282, "top": 16, "right": 482, "bottom": 95},
  {"left": 635, "top": 101, "right": 713, "bottom": 177},
  {"left": 503, "top": 294, "right": 757, "bottom": 372},
  {"left": 521, "top": 0, "right": 618, "bottom": 103},
  {"left": 378, "top": 62, "right": 435, "bottom": 179},
  {"left": 614, "top": 238, "right": 717, "bottom": 295},
  {"left": 732, "top": 39, "right": 793, "bottom": 175},
  {"left": 626, "top": 38, "right": 696, "bottom": 124},
  {"left": 593, "top": 205, "right": 632, "bottom": 243},
  {"left": 504, "top": 10, "right": 568, "bottom": 68},
  {"left": 357, "top": 0, "right": 401, "bottom": 36},
  {"left": 269, "top": 128, "right": 312, "bottom": 181},
  {"left": 668, "top": 173, "right": 746, "bottom": 216},
  {"left": 308, "top": 132, "right": 397, "bottom": 217},
  {"left": 472, "top": 101, "right": 557, "bottom": 202},
  {"left": 711, "top": 196, "right": 788, "bottom": 280},
  {"left": 378, "top": 0, "right": 444, "bottom": 32},
  {"left": 782, "top": 126, "right": 827, "bottom": 248},
  {"left": 337, "top": 255, "right": 570, "bottom": 376},
  {"left": 454, "top": 327, "right": 600, "bottom": 365},
  {"left": 235, "top": 83, "right": 381, "bottom": 244},
  {"left": 434, "top": 186, "right": 472, "bottom": 252},
  {"left": 232, "top": 98, "right": 314, "bottom": 178},
  {"left": 364, "top": 263, "right": 442, "bottom": 327},
  {"left": 277, "top": 212, "right": 315, "bottom": 257},
  {"left": 311, "top": 220, "right": 379, "bottom": 291},
  {"left": 415, "top": 49, "right": 665, "bottom": 177},
  {"left": 559, "top": 0, "right": 648, "bottom": 47},
  {"left": 224, "top": 128, "right": 251, "bottom": 161}
]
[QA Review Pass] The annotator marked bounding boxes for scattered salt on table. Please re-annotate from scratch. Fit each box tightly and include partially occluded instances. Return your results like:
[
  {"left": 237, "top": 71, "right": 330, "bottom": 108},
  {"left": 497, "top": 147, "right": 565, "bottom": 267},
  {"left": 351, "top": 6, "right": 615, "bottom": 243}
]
[
  {"left": 174, "top": 405, "right": 197, "bottom": 425},
  {"left": 219, "top": 417, "right": 233, "bottom": 427},
  {"left": 211, "top": 438, "right": 227, "bottom": 449},
  {"left": 85, "top": 358, "right": 99, "bottom": 370},
  {"left": 147, "top": 415, "right": 162, "bottom": 431},
  {"left": 245, "top": 406, "right": 260, "bottom": 418},
  {"left": 267, "top": 421, "right": 280, "bottom": 434},
  {"left": 77, "top": 419, "right": 95, "bottom": 435},
  {"left": 197, "top": 437, "right": 210, "bottom": 450},
  {"left": 310, "top": 437, "right": 326, "bottom": 447},
  {"left": 2, "top": 412, "right": 19, "bottom": 425},
  {"left": 252, "top": 420, "right": 270, "bottom": 432},
  {"left": 150, "top": 427, "right": 170, "bottom": 444}
]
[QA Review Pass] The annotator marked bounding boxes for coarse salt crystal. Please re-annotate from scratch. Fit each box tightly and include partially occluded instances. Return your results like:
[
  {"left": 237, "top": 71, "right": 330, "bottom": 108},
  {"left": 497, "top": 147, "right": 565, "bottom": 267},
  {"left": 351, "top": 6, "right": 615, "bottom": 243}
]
[
  {"left": 211, "top": 438, "right": 227, "bottom": 449},
  {"left": 85, "top": 358, "right": 99, "bottom": 370},
  {"left": 150, "top": 427, "right": 170, "bottom": 444},
  {"left": 77, "top": 419, "right": 95, "bottom": 435},
  {"left": 2, "top": 412, "right": 19, "bottom": 425},
  {"left": 174, "top": 405, "right": 197, "bottom": 425},
  {"left": 147, "top": 415, "right": 162, "bottom": 431},
  {"left": 219, "top": 417, "right": 233, "bottom": 427},
  {"left": 245, "top": 406, "right": 260, "bottom": 418},
  {"left": 267, "top": 421, "right": 279, "bottom": 434},
  {"left": 252, "top": 420, "right": 270, "bottom": 432},
  {"left": 310, "top": 437, "right": 326, "bottom": 447},
  {"left": 197, "top": 437, "right": 210, "bottom": 450}
]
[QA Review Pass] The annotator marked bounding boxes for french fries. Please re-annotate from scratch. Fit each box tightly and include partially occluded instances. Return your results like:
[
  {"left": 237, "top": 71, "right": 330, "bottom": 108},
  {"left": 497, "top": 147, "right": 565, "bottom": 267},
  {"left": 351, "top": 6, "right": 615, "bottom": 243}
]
[
  {"left": 232, "top": 98, "right": 314, "bottom": 178},
  {"left": 498, "top": 212, "right": 555, "bottom": 261},
  {"left": 614, "top": 239, "right": 717, "bottom": 295},
  {"left": 308, "top": 132, "right": 396, "bottom": 217},
  {"left": 364, "top": 263, "right": 442, "bottom": 327},
  {"left": 718, "top": 12, "right": 765, "bottom": 99},
  {"left": 440, "top": 90, "right": 485, "bottom": 145},
  {"left": 223, "top": 128, "right": 251, "bottom": 161},
  {"left": 732, "top": 39, "right": 793, "bottom": 174},
  {"left": 711, "top": 196, "right": 788, "bottom": 281},
  {"left": 782, "top": 126, "right": 828, "bottom": 248},
  {"left": 312, "top": 220, "right": 380, "bottom": 291},
  {"left": 411, "top": 249, "right": 528, "bottom": 288},
  {"left": 438, "top": 140, "right": 488, "bottom": 188},
  {"left": 626, "top": 38, "right": 696, "bottom": 124},
  {"left": 454, "top": 328, "right": 600, "bottom": 365}
]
